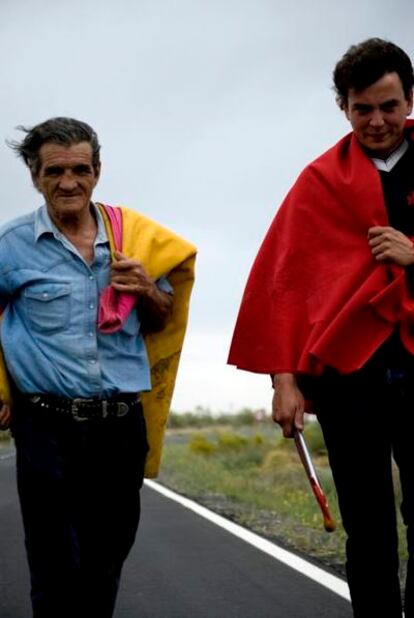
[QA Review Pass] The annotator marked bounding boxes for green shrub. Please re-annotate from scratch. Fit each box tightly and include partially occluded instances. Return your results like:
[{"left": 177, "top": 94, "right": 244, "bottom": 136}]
[
  {"left": 188, "top": 434, "right": 215, "bottom": 455},
  {"left": 217, "top": 432, "right": 248, "bottom": 451},
  {"left": 261, "top": 449, "right": 296, "bottom": 472},
  {"left": 303, "top": 421, "right": 327, "bottom": 456}
]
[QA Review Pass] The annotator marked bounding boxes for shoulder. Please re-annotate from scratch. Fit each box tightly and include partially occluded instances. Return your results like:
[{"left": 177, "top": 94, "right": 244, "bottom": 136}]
[
  {"left": 289, "top": 132, "right": 361, "bottom": 195},
  {"left": 0, "top": 210, "right": 36, "bottom": 243},
  {"left": 111, "top": 205, "right": 197, "bottom": 253}
]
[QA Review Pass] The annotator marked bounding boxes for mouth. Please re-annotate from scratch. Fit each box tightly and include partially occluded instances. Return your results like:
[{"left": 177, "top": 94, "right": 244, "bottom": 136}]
[
  {"left": 367, "top": 133, "right": 390, "bottom": 141},
  {"left": 56, "top": 194, "right": 82, "bottom": 200}
]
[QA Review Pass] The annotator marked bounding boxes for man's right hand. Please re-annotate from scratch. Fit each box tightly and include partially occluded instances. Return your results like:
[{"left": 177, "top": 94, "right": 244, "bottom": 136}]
[
  {"left": 272, "top": 373, "right": 304, "bottom": 438},
  {"left": 0, "top": 404, "right": 11, "bottom": 430}
]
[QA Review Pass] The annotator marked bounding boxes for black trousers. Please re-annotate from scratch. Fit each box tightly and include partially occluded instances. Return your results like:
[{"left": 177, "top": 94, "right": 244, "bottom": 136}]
[
  {"left": 12, "top": 397, "right": 148, "bottom": 618},
  {"left": 311, "top": 363, "right": 414, "bottom": 618}
]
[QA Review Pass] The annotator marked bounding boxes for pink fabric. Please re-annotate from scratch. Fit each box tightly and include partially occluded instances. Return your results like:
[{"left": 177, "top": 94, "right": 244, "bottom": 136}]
[{"left": 98, "top": 205, "right": 137, "bottom": 334}]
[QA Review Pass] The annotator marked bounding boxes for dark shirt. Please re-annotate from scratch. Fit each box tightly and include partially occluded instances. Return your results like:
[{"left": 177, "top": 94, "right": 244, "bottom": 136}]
[
  {"left": 379, "top": 140, "right": 414, "bottom": 235},
  {"left": 372, "top": 136, "right": 414, "bottom": 371}
]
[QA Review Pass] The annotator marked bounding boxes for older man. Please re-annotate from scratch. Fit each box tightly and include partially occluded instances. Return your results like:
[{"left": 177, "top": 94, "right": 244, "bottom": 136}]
[
  {"left": 0, "top": 117, "right": 196, "bottom": 618},
  {"left": 229, "top": 39, "right": 414, "bottom": 617}
]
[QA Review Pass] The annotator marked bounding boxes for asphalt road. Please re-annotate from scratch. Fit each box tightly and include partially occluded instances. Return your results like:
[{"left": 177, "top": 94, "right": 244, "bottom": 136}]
[{"left": 0, "top": 448, "right": 352, "bottom": 617}]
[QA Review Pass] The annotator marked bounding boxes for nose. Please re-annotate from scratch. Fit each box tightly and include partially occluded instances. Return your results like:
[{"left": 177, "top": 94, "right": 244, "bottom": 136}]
[
  {"left": 369, "top": 109, "right": 385, "bottom": 129},
  {"left": 59, "top": 170, "right": 77, "bottom": 191}
]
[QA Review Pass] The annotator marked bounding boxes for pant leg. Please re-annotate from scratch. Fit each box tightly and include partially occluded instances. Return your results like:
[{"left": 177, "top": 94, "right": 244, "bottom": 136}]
[
  {"left": 390, "top": 377, "right": 414, "bottom": 618},
  {"left": 13, "top": 406, "right": 82, "bottom": 618},
  {"left": 13, "top": 400, "right": 148, "bottom": 618},
  {"left": 75, "top": 403, "right": 148, "bottom": 618},
  {"left": 315, "top": 369, "right": 402, "bottom": 618}
]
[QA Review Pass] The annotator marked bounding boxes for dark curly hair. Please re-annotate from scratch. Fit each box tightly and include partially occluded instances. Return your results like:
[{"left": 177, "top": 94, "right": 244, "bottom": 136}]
[
  {"left": 8, "top": 117, "right": 101, "bottom": 176},
  {"left": 333, "top": 38, "right": 414, "bottom": 109}
]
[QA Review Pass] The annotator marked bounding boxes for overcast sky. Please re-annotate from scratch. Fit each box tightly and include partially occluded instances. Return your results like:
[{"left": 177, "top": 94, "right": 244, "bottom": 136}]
[{"left": 1, "top": 0, "right": 413, "bottom": 412}]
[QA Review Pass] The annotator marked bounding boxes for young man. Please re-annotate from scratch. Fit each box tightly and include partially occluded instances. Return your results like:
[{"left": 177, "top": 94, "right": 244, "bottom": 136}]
[
  {"left": 0, "top": 117, "right": 196, "bottom": 617},
  {"left": 229, "top": 39, "right": 414, "bottom": 617}
]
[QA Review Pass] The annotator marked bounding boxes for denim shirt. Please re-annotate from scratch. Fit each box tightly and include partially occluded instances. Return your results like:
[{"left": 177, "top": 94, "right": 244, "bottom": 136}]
[{"left": 0, "top": 204, "right": 171, "bottom": 398}]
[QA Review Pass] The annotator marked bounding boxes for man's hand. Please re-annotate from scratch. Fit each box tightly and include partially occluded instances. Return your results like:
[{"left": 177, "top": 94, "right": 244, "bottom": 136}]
[
  {"left": 111, "top": 251, "right": 155, "bottom": 296},
  {"left": 111, "top": 251, "right": 173, "bottom": 332},
  {"left": 272, "top": 373, "right": 305, "bottom": 438},
  {"left": 368, "top": 226, "right": 414, "bottom": 266},
  {"left": 0, "top": 403, "right": 11, "bottom": 430}
]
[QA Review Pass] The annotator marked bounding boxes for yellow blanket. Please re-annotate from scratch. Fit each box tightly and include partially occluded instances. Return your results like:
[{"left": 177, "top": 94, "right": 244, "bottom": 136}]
[{"left": 0, "top": 205, "right": 196, "bottom": 478}]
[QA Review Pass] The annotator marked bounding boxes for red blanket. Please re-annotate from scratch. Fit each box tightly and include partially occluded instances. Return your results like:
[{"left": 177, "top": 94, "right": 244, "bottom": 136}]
[{"left": 228, "top": 123, "right": 414, "bottom": 375}]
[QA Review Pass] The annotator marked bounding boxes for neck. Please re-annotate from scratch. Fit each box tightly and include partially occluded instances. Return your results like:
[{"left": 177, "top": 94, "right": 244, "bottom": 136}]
[{"left": 48, "top": 204, "right": 97, "bottom": 237}]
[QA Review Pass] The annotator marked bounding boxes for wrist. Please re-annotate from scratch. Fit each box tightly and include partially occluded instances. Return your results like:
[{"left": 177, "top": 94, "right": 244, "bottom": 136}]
[{"left": 272, "top": 373, "right": 296, "bottom": 389}]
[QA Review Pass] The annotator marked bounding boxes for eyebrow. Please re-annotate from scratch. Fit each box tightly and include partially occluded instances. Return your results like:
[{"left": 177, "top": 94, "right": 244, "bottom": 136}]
[
  {"left": 43, "top": 165, "right": 64, "bottom": 174},
  {"left": 43, "top": 163, "right": 93, "bottom": 174},
  {"left": 352, "top": 99, "right": 400, "bottom": 112}
]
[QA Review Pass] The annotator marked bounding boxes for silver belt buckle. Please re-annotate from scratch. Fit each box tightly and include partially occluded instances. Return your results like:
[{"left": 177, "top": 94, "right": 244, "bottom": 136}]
[
  {"left": 71, "top": 398, "right": 89, "bottom": 422},
  {"left": 116, "top": 402, "right": 129, "bottom": 417}
]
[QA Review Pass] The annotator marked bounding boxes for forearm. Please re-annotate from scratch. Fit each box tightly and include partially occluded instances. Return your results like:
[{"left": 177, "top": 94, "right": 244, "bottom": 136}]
[{"left": 137, "top": 285, "right": 173, "bottom": 333}]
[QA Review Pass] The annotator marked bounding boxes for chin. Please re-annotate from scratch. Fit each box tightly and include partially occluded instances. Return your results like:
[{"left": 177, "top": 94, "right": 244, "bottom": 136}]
[
  {"left": 363, "top": 138, "right": 395, "bottom": 158},
  {"left": 55, "top": 199, "right": 87, "bottom": 211}
]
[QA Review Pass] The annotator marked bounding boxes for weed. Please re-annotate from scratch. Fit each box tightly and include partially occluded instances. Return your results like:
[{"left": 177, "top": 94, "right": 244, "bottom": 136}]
[{"left": 188, "top": 433, "right": 215, "bottom": 455}]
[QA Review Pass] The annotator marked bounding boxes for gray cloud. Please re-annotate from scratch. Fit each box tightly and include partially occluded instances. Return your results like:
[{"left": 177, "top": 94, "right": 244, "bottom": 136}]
[{"left": 1, "top": 0, "right": 413, "bottom": 410}]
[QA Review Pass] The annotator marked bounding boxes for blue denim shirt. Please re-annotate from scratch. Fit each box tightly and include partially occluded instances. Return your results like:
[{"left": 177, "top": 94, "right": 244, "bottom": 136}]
[{"left": 0, "top": 204, "right": 171, "bottom": 398}]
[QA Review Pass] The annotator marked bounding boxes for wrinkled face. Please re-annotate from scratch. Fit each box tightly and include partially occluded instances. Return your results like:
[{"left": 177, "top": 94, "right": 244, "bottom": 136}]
[
  {"left": 33, "top": 141, "right": 100, "bottom": 222},
  {"left": 344, "top": 72, "right": 413, "bottom": 158}
]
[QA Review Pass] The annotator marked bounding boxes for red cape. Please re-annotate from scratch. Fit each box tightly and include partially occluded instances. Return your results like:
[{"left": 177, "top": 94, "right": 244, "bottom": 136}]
[{"left": 228, "top": 122, "right": 414, "bottom": 375}]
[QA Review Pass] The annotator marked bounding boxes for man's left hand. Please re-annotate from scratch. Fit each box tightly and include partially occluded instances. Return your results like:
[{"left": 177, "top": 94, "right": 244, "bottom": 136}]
[
  {"left": 0, "top": 404, "right": 11, "bottom": 430},
  {"left": 110, "top": 251, "right": 155, "bottom": 296},
  {"left": 368, "top": 226, "right": 414, "bottom": 266}
]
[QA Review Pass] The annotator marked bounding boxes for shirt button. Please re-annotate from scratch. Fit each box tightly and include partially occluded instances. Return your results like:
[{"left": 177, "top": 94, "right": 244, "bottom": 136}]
[
  {"left": 89, "top": 359, "right": 96, "bottom": 365},
  {"left": 42, "top": 293, "right": 48, "bottom": 298},
  {"left": 89, "top": 275, "right": 94, "bottom": 281},
  {"left": 89, "top": 304, "right": 94, "bottom": 309},
  {"left": 88, "top": 332, "right": 94, "bottom": 337}
]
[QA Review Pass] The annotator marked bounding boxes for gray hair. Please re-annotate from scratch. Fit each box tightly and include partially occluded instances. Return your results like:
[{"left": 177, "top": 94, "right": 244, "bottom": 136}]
[{"left": 8, "top": 117, "right": 101, "bottom": 175}]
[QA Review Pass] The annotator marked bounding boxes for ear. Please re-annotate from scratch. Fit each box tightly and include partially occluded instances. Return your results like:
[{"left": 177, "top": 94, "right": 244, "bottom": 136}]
[
  {"left": 93, "top": 162, "right": 101, "bottom": 186},
  {"left": 407, "top": 89, "right": 413, "bottom": 116},
  {"left": 30, "top": 169, "right": 41, "bottom": 192},
  {"left": 343, "top": 102, "right": 351, "bottom": 121}
]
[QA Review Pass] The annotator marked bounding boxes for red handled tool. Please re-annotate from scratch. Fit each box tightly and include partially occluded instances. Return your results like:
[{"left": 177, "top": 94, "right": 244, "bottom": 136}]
[{"left": 293, "top": 428, "right": 336, "bottom": 532}]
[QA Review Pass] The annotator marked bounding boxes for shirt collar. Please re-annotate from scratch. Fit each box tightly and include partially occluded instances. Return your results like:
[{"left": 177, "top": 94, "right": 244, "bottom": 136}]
[
  {"left": 34, "top": 203, "right": 108, "bottom": 245},
  {"left": 371, "top": 139, "right": 409, "bottom": 172}
]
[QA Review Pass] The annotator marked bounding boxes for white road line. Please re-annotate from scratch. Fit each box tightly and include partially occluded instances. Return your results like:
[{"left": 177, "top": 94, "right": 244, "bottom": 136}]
[
  {"left": 145, "top": 479, "right": 351, "bottom": 603},
  {"left": 0, "top": 453, "right": 14, "bottom": 461}
]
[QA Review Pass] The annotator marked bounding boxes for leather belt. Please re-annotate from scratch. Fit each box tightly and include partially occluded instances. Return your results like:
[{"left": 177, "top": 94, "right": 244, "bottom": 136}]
[{"left": 24, "top": 393, "right": 141, "bottom": 422}]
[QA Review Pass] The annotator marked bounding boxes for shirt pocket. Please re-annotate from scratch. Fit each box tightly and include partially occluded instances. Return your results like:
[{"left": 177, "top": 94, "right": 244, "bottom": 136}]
[{"left": 23, "top": 282, "right": 71, "bottom": 333}]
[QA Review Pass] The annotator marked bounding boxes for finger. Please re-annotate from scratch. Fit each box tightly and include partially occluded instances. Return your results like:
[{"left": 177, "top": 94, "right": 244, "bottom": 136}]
[
  {"left": 111, "top": 261, "right": 137, "bottom": 272},
  {"left": 113, "top": 250, "right": 127, "bottom": 261},
  {"left": 368, "top": 227, "right": 386, "bottom": 238},
  {"left": 294, "top": 407, "right": 305, "bottom": 432},
  {"left": 111, "top": 261, "right": 144, "bottom": 274},
  {"left": 111, "top": 272, "right": 141, "bottom": 283},
  {"left": 368, "top": 226, "right": 393, "bottom": 237},
  {"left": 368, "top": 235, "right": 386, "bottom": 247},
  {"left": 371, "top": 243, "right": 387, "bottom": 255},
  {"left": 282, "top": 417, "right": 295, "bottom": 438},
  {"left": 0, "top": 404, "right": 10, "bottom": 417},
  {"left": 373, "top": 251, "right": 390, "bottom": 262},
  {"left": 111, "top": 282, "right": 141, "bottom": 292},
  {"left": 0, "top": 405, "right": 11, "bottom": 429}
]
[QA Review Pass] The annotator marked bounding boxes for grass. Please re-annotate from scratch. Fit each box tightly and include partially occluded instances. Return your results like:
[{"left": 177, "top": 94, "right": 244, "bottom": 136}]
[{"left": 158, "top": 419, "right": 408, "bottom": 580}]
